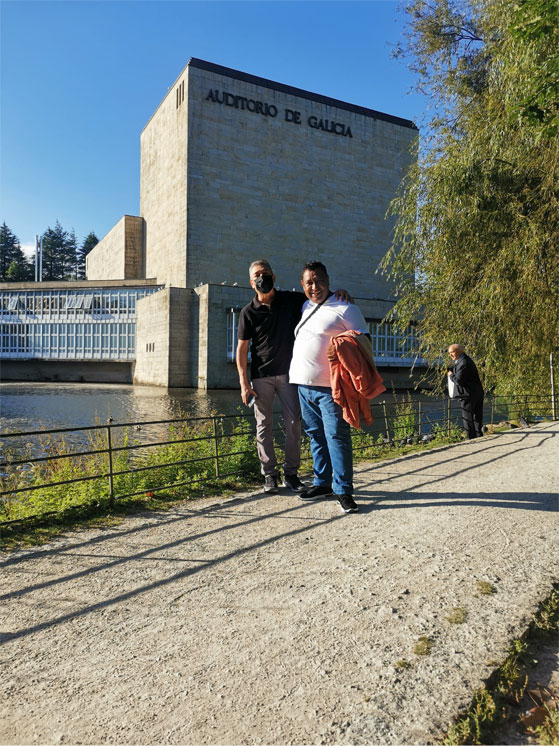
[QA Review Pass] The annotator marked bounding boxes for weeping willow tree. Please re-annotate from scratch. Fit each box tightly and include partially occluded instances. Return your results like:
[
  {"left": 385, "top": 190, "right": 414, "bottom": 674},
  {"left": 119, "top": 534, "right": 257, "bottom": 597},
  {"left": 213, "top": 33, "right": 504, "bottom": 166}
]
[{"left": 381, "top": 0, "right": 559, "bottom": 395}]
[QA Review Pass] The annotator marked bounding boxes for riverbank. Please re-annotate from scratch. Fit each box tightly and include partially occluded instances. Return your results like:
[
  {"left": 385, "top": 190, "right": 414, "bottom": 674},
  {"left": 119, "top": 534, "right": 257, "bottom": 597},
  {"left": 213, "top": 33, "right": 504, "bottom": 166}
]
[{"left": 1, "top": 422, "right": 558, "bottom": 745}]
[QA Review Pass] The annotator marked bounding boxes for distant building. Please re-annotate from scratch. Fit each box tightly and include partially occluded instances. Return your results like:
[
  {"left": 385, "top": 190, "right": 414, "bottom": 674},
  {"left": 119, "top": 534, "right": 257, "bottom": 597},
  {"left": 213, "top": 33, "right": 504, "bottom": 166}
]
[{"left": 1, "top": 58, "right": 420, "bottom": 388}]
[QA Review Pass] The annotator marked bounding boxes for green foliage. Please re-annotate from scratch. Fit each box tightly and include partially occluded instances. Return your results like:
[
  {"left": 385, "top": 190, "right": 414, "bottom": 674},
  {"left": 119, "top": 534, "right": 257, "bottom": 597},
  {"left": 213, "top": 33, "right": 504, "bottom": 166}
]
[
  {"left": 77, "top": 231, "right": 99, "bottom": 279},
  {"left": 447, "top": 607, "right": 468, "bottom": 624},
  {"left": 383, "top": 0, "right": 559, "bottom": 396},
  {"left": 413, "top": 636, "right": 434, "bottom": 655},
  {"left": 394, "top": 659, "right": 412, "bottom": 670},
  {"left": 444, "top": 687, "right": 497, "bottom": 745},
  {"left": 41, "top": 220, "right": 78, "bottom": 281},
  {"left": 532, "top": 706, "right": 559, "bottom": 745},
  {"left": 392, "top": 390, "right": 418, "bottom": 438},
  {"left": 0, "top": 222, "right": 31, "bottom": 281},
  {"left": 443, "top": 585, "right": 559, "bottom": 744},
  {"left": 477, "top": 580, "right": 497, "bottom": 595}
]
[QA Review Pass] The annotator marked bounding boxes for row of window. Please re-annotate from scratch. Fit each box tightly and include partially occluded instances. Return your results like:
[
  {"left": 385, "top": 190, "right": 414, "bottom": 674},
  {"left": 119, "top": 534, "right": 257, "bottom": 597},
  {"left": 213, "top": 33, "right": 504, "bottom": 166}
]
[
  {"left": 0, "top": 288, "right": 159, "bottom": 317},
  {"left": 226, "top": 310, "right": 422, "bottom": 364},
  {"left": 0, "top": 322, "right": 136, "bottom": 359}
]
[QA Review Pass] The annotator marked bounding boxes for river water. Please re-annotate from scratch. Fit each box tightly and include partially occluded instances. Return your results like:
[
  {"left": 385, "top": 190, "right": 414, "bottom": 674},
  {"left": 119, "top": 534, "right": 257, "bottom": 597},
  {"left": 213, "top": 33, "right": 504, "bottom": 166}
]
[
  {"left": 0, "top": 382, "right": 445, "bottom": 433},
  {"left": 0, "top": 383, "right": 245, "bottom": 433}
]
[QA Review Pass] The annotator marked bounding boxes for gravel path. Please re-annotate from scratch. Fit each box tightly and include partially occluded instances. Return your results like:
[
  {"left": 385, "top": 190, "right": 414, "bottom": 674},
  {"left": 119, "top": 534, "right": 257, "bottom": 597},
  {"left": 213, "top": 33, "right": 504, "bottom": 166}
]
[{"left": 1, "top": 422, "right": 558, "bottom": 746}]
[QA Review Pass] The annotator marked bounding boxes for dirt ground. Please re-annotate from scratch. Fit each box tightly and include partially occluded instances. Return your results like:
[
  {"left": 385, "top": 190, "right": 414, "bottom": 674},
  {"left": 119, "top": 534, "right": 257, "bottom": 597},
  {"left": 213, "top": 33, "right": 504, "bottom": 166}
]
[{"left": 1, "top": 422, "right": 558, "bottom": 746}]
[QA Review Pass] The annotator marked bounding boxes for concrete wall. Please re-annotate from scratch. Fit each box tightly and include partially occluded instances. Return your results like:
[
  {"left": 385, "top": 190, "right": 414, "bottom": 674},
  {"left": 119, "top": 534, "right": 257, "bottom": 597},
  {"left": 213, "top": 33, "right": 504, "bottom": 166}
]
[
  {"left": 86, "top": 216, "right": 144, "bottom": 281},
  {"left": 184, "top": 61, "right": 417, "bottom": 296},
  {"left": 134, "top": 287, "right": 197, "bottom": 387},
  {"left": 0, "top": 359, "right": 133, "bottom": 383},
  {"left": 195, "top": 283, "right": 253, "bottom": 390},
  {"left": 140, "top": 71, "right": 188, "bottom": 288}
]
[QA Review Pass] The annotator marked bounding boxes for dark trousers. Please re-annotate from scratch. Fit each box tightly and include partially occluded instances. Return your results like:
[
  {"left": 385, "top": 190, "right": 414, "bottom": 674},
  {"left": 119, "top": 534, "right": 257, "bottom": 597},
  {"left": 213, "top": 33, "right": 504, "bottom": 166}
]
[{"left": 460, "top": 397, "right": 484, "bottom": 439}]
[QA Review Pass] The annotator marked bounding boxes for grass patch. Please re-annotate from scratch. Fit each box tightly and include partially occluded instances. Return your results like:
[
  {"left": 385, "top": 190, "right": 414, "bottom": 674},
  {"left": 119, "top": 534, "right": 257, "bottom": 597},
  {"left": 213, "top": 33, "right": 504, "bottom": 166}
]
[
  {"left": 477, "top": 580, "right": 497, "bottom": 595},
  {"left": 442, "top": 584, "right": 559, "bottom": 745},
  {"left": 447, "top": 607, "right": 468, "bottom": 624},
  {"left": 413, "top": 636, "right": 434, "bottom": 656},
  {"left": 532, "top": 707, "right": 559, "bottom": 745},
  {"left": 394, "top": 659, "right": 412, "bottom": 670}
]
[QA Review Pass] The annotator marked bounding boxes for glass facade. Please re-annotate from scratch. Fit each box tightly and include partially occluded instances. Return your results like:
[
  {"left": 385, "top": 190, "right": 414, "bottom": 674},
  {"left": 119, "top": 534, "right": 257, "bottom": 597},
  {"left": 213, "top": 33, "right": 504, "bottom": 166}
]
[
  {"left": 0, "top": 286, "right": 161, "bottom": 360},
  {"left": 367, "top": 319, "right": 425, "bottom": 366}
]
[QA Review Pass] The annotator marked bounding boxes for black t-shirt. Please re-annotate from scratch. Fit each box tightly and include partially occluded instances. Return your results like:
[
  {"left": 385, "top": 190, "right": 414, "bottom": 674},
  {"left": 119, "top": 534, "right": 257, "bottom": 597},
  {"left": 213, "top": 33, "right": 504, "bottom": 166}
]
[{"left": 237, "top": 290, "right": 306, "bottom": 379}]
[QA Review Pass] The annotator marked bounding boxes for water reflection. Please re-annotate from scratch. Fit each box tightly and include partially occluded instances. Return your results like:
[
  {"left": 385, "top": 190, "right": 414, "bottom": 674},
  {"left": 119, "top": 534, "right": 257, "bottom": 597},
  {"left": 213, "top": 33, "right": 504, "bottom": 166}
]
[{"left": 0, "top": 383, "right": 244, "bottom": 432}]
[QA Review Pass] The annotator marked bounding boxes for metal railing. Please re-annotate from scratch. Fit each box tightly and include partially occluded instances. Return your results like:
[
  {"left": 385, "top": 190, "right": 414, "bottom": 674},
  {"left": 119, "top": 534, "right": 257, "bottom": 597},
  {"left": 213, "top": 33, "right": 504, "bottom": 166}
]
[{"left": 0, "top": 393, "right": 554, "bottom": 525}]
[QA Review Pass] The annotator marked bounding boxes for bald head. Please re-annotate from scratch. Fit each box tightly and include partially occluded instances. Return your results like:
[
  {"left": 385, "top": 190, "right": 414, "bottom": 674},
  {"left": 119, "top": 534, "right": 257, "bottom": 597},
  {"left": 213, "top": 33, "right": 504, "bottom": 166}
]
[{"left": 448, "top": 344, "right": 464, "bottom": 361}]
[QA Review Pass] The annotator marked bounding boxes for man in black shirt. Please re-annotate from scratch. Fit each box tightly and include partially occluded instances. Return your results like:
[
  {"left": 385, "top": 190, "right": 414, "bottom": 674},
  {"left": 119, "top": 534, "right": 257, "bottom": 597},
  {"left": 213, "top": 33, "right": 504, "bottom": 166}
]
[
  {"left": 237, "top": 260, "right": 307, "bottom": 494},
  {"left": 237, "top": 260, "right": 350, "bottom": 495}
]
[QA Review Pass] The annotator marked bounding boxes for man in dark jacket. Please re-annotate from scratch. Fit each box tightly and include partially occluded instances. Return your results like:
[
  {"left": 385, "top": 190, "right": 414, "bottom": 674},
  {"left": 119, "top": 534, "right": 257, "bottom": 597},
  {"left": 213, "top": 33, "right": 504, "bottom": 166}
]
[{"left": 447, "top": 344, "right": 484, "bottom": 439}]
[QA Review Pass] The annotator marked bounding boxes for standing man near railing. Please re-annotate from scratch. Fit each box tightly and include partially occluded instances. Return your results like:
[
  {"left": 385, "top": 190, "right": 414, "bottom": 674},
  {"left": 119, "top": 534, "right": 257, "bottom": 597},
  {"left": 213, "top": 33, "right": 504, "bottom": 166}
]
[
  {"left": 289, "top": 261, "right": 369, "bottom": 514},
  {"left": 236, "top": 259, "right": 351, "bottom": 495},
  {"left": 447, "top": 344, "right": 484, "bottom": 439}
]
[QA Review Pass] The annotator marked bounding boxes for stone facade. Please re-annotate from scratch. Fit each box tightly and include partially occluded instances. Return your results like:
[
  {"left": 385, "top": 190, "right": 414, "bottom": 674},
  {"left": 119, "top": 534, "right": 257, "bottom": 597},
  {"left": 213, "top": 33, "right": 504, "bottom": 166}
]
[
  {"left": 134, "top": 287, "right": 197, "bottom": 387},
  {"left": 181, "top": 60, "right": 416, "bottom": 296},
  {"left": 140, "top": 76, "right": 188, "bottom": 288},
  {"left": 86, "top": 215, "right": 144, "bottom": 281}
]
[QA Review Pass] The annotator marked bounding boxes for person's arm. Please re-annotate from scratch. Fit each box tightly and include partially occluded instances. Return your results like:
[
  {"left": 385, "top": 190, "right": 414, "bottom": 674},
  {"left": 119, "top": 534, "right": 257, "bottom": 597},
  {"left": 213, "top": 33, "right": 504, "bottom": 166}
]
[{"left": 236, "top": 339, "right": 256, "bottom": 405}]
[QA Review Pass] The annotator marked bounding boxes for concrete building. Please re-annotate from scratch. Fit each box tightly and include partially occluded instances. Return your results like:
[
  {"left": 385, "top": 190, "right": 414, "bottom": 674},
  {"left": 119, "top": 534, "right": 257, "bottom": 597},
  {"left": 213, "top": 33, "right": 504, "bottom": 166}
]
[{"left": 1, "top": 58, "right": 420, "bottom": 388}]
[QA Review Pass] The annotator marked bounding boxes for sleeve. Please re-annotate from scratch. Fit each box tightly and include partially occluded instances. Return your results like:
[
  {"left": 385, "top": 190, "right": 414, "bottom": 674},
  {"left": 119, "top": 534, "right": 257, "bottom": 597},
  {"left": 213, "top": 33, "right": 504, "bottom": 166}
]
[
  {"left": 237, "top": 307, "right": 252, "bottom": 341},
  {"left": 342, "top": 303, "right": 369, "bottom": 334}
]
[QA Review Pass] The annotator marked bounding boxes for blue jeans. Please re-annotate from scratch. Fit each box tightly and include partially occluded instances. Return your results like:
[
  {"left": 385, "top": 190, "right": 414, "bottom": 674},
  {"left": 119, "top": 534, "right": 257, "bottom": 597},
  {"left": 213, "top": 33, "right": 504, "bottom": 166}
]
[{"left": 298, "top": 385, "right": 353, "bottom": 496}]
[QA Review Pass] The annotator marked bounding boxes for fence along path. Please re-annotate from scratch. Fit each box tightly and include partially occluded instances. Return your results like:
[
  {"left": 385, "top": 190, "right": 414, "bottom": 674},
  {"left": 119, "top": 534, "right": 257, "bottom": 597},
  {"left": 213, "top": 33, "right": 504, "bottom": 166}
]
[{"left": 1, "top": 421, "right": 558, "bottom": 745}]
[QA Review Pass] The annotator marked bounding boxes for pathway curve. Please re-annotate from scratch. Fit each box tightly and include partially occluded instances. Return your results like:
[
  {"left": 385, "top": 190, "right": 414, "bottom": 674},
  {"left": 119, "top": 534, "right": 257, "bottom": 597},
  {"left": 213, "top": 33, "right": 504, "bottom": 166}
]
[{"left": 1, "top": 422, "right": 558, "bottom": 745}]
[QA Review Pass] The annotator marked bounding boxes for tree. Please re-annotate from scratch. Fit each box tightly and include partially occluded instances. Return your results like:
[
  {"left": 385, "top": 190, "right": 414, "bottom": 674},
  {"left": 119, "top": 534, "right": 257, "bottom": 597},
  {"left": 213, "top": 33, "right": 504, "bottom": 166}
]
[
  {"left": 381, "top": 0, "right": 559, "bottom": 396},
  {"left": 0, "top": 222, "right": 32, "bottom": 281},
  {"left": 76, "top": 231, "right": 99, "bottom": 279},
  {"left": 41, "top": 220, "right": 75, "bottom": 281},
  {"left": 65, "top": 229, "right": 78, "bottom": 279}
]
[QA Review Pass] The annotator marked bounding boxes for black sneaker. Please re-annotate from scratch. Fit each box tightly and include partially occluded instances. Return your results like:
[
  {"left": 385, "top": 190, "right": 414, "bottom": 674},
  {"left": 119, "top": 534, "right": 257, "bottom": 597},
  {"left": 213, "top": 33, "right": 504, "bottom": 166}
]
[
  {"left": 299, "top": 485, "right": 332, "bottom": 502},
  {"left": 337, "top": 494, "right": 359, "bottom": 513},
  {"left": 264, "top": 474, "right": 279, "bottom": 494},
  {"left": 282, "top": 474, "right": 306, "bottom": 493}
]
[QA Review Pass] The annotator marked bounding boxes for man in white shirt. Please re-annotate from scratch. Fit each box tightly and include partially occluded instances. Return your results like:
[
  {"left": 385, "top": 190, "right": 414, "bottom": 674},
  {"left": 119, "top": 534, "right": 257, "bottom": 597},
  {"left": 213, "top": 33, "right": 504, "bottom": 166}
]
[{"left": 289, "top": 261, "right": 369, "bottom": 513}]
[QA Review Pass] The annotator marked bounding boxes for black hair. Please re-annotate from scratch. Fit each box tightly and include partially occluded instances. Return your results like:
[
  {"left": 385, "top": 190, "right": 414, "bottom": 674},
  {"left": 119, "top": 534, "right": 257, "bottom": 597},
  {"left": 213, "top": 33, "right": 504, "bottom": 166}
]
[{"left": 301, "top": 260, "right": 329, "bottom": 279}]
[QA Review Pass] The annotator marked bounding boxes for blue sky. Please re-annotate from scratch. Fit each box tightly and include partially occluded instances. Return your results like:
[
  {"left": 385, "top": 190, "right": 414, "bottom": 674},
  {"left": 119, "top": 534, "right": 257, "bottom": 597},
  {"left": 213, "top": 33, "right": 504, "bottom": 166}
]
[{"left": 1, "top": 0, "right": 424, "bottom": 253}]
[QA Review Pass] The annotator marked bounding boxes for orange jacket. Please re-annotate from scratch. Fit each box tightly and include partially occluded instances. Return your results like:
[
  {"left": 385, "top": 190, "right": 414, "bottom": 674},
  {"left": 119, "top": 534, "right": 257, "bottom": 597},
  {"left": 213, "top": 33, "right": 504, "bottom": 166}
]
[{"left": 329, "top": 331, "right": 386, "bottom": 429}]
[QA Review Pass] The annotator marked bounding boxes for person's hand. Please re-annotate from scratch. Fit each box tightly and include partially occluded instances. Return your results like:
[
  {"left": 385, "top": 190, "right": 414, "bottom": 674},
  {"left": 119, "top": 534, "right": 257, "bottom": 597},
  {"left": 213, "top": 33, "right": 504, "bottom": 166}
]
[
  {"left": 327, "top": 344, "right": 338, "bottom": 362},
  {"left": 240, "top": 384, "right": 257, "bottom": 405},
  {"left": 333, "top": 288, "right": 353, "bottom": 304}
]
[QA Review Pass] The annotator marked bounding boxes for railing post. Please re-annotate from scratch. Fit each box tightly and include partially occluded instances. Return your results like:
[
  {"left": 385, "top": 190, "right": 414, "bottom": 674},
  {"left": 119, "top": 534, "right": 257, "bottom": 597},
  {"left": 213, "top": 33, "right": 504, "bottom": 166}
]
[
  {"left": 106, "top": 422, "right": 115, "bottom": 508},
  {"left": 212, "top": 417, "right": 220, "bottom": 477},
  {"left": 418, "top": 401, "right": 422, "bottom": 437},
  {"left": 551, "top": 353, "right": 557, "bottom": 420},
  {"left": 490, "top": 396, "right": 494, "bottom": 427},
  {"left": 447, "top": 398, "right": 451, "bottom": 438},
  {"left": 382, "top": 400, "right": 390, "bottom": 441}
]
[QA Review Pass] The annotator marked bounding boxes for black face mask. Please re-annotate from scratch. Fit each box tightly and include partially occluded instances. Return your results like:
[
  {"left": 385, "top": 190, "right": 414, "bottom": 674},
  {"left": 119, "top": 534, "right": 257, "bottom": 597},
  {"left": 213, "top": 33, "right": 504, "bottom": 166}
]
[{"left": 254, "top": 274, "right": 274, "bottom": 294}]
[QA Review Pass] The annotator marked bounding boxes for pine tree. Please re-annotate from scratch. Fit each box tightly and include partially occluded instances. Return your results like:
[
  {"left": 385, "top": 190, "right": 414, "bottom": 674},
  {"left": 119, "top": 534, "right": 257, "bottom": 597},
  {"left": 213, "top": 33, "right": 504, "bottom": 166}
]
[
  {"left": 77, "top": 231, "right": 99, "bottom": 279},
  {"left": 65, "top": 229, "right": 78, "bottom": 280},
  {"left": 41, "top": 221, "right": 69, "bottom": 281},
  {"left": 0, "top": 222, "right": 31, "bottom": 281}
]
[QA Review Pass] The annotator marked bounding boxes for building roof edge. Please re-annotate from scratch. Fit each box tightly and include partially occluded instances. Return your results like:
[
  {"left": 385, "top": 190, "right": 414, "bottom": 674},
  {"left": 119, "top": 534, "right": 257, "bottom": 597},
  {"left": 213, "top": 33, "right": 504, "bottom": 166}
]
[{"left": 188, "top": 57, "right": 418, "bottom": 130}]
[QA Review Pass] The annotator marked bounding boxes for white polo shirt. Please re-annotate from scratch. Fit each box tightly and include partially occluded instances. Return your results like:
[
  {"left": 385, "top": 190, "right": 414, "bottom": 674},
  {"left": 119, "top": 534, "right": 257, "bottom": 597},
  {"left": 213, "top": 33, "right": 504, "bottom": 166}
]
[{"left": 289, "top": 295, "right": 368, "bottom": 387}]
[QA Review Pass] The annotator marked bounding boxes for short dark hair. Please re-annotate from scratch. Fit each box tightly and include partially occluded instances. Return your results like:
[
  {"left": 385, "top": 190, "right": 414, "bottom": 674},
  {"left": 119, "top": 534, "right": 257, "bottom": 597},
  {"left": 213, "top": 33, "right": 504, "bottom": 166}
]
[{"left": 301, "top": 261, "right": 328, "bottom": 279}]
